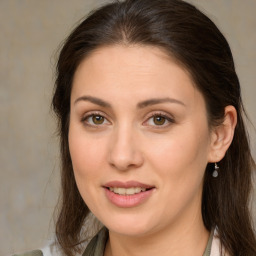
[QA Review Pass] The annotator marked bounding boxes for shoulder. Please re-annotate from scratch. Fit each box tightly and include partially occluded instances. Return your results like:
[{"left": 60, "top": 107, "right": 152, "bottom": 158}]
[
  {"left": 12, "top": 235, "right": 89, "bottom": 256},
  {"left": 13, "top": 250, "right": 43, "bottom": 256},
  {"left": 12, "top": 239, "right": 61, "bottom": 256}
]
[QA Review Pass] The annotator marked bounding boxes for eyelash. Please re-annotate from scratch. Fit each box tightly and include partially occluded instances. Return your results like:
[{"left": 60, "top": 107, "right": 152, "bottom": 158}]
[
  {"left": 81, "top": 111, "right": 110, "bottom": 128},
  {"left": 81, "top": 111, "right": 175, "bottom": 128},
  {"left": 144, "top": 112, "right": 175, "bottom": 128}
]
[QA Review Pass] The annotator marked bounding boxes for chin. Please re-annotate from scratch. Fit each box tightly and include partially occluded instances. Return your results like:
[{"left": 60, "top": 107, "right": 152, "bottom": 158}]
[{"left": 101, "top": 212, "right": 158, "bottom": 237}]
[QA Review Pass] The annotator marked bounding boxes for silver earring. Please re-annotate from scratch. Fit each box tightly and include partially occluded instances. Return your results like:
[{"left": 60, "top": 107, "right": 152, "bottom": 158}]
[{"left": 212, "top": 163, "right": 219, "bottom": 178}]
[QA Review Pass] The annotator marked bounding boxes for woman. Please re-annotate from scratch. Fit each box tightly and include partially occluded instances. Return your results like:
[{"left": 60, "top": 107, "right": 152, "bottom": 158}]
[{"left": 15, "top": 0, "right": 256, "bottom": 255}]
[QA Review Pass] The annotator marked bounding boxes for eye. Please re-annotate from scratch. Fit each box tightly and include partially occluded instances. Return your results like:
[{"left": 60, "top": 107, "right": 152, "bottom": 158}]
[
  {"left": 152, "top": 116, "right": 166, "bottom": 125},
  {"left": 81, "top": 113, "right": 110, "bottom": 126},
  {"left": 145, "top": 113, "right": 174, "bottom": 127},
  {"left": 91, "top": 115, "right": 105, "bottom": 125}
]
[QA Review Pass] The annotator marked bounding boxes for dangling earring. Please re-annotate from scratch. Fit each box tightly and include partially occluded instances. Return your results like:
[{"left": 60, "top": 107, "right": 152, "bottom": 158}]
[{"left": 212, "top": 163, "right": 219, "bottom": 178}]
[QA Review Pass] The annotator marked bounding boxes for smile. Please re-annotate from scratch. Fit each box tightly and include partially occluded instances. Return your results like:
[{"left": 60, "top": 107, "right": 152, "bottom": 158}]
[
  {"left": 108, "top": 187, "right": 147, "bottom": 195},
  {"left": 103, "top": 181, "right": 155, "bottom": 207}
]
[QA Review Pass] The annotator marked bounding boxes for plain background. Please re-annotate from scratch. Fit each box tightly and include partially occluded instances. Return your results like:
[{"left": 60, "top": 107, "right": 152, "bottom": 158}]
[{"left": 0, "top": 0, "right": 255, "bottom": 255}]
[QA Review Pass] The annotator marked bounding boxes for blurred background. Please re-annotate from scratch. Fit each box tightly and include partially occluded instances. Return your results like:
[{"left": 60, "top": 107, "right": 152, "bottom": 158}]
[{"left": 0, "top": 0, "right": 255, "bottom": 255}]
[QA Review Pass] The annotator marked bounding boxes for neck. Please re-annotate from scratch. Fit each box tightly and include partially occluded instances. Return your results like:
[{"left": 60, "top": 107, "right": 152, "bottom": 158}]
[{"left": 104, "top": 210, "right": 209, "bottom": 256}]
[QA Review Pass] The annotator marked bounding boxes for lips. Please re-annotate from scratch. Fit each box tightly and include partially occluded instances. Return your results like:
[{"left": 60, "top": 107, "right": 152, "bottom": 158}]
[{"left": 103, "top": 180, "right": 155, "bottom": 207}]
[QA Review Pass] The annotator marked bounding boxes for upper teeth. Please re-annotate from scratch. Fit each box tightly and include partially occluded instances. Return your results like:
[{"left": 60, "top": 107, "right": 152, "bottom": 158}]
[{"left": 109, "top": 187, "right": 146, "bottom": 195}]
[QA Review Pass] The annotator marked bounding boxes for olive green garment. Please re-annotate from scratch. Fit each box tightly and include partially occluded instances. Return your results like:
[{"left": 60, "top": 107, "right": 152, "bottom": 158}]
[
  {"left": 13, "top": 250, "right": 43, "bottom": 256},
  {"left": 13, "top": 227, "right": 214, "bottom": 256}
]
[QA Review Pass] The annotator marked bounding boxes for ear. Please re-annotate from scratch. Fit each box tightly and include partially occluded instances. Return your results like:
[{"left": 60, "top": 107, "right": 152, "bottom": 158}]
[{"left": 208, "top": 105, "right": 237, "bottom": 163}]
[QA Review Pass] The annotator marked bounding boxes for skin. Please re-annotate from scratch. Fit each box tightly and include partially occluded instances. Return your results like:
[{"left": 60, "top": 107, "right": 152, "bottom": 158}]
[{"left": 69, "top": 45, "right": 237, "bottom": 256}]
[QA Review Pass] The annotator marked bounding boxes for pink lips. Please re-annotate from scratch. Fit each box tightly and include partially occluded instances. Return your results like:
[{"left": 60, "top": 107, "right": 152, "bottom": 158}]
[{"left": 103, "top": 180, "right": 155, "bottom": 208}]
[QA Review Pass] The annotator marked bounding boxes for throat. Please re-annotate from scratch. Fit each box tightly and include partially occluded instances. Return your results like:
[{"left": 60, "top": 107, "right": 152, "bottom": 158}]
[{"left": 103, "top": 224, "right": 210, "bottom": 256}]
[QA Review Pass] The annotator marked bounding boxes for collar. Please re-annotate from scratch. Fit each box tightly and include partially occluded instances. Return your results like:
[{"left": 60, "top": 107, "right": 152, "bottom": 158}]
[{"left": 82, "top": 227, "right": 215, "bottom": 256}]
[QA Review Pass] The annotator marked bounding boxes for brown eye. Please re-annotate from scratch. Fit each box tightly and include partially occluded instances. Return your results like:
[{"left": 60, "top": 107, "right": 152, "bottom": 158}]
[
  {"left": 153, "top": 116, "right": 166, "bottom": 125},
  {"left": 144, "top": 113, "right": 174, "bottom": 128},
  {"left": 82, "top": 112, "right": 110, "bottom": 127},
  {"left": 92, "top": 115, "right": 105, "bottom": 124}
]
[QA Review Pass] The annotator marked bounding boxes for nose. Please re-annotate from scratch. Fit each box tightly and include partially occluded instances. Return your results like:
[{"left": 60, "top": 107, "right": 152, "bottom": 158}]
[{"left": 108, "top": 125, "right": 144, "bottom": 171}]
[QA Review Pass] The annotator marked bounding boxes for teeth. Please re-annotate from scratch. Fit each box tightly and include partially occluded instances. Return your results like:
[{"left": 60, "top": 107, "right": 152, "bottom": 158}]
[{"left": 109, "top": 187, "right": 147, "bottom": 195}]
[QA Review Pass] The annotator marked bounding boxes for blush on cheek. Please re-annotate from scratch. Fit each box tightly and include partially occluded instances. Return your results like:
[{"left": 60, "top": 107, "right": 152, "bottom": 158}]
[{"left": 69, "top": 122, "right": 110, "bottom": 158}]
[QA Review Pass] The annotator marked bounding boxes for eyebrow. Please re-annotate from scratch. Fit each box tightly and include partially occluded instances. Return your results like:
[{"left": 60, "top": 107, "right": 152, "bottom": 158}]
[
  {"left": 74, "top": 95, "right": 185, "bottom": 108},
  {"left": 74, "top": 95, "right": 111, "bottom": 108},
  {"left": 137, "top": 97, "right": 185, "bottom": 108}
]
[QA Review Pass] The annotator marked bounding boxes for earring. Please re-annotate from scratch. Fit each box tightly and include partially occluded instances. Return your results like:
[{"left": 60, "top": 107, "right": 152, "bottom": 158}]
[{"left": 212, "top": 163, "right": 219, "bottom": 178}]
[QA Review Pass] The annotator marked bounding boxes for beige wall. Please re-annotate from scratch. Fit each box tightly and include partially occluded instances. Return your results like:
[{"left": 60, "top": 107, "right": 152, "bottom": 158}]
[{"left": 0, "top": 0, "right": 255, "bottom": 255}]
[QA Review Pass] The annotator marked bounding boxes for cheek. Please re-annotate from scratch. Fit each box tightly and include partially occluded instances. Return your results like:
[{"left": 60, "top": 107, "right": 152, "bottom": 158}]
[
  {"left": 68, "top": 127, "right": 108, "bottom": 212},
  {"left": 147, "top": 131, "right": 209, "bottom": 172},
  {"left": 145, "top": 125, "right": 210, "bottom": 197},
  {"left": 68, "top": 126, "right": 107, "bottom": 183},
  {"left": 145, "top": 130, "right": 209, "bottom": 218}
]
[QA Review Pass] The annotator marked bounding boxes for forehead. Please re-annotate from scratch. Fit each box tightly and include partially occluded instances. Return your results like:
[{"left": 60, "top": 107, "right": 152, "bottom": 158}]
[
  {"left": 75, "top": 44, "right": 188, "bottom": 80},
  {"left": 71, "top": 44, "right": 202, "bottom": 108}
]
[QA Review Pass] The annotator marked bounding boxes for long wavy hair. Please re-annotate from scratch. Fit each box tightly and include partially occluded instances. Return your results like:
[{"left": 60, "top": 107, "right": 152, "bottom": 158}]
[{"left": 52, "top": 0, "right": 256, "bottom": 255}]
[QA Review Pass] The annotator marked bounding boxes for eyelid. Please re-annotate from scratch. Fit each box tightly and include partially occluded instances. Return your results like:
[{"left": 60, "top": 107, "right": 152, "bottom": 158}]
[
  {"left": 81, "top": 111, "right": 111, "bottom": 126},
  {"left": 143, "top": 111, "right": 175, "bottom": 127}
]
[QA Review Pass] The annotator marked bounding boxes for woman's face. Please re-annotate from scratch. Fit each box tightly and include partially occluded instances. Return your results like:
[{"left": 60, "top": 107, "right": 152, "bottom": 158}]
[{"left": 69, "top": 45, "right": 214, "bottom": 237}]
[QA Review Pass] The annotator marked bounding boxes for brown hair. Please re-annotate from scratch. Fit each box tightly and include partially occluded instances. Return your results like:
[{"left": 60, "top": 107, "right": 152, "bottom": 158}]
[{"left": 52, "top": 0, "right": 256, "bottom": 255}]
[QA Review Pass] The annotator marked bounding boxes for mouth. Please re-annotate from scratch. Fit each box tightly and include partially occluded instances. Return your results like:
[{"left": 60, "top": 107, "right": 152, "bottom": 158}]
[
  {"left": 103, "top": 181, "right": 155, "bottom": 207},
  {"left": 106, "top": 187, "right": 152, "bottom": 195}
]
